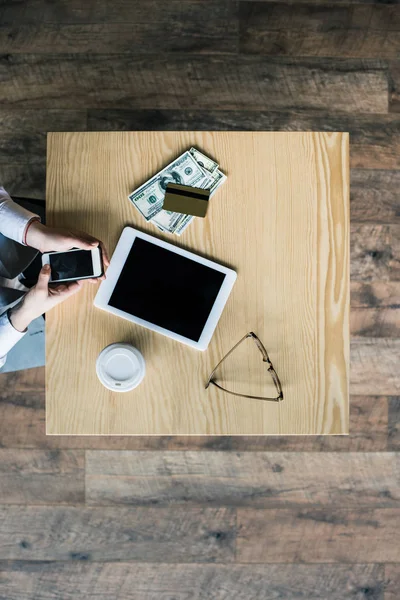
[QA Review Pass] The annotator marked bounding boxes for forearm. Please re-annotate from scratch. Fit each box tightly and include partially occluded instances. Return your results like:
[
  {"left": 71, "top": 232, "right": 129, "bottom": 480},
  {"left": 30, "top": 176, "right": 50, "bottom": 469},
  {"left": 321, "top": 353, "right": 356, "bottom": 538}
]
[
  {"left": 0, "top": 309, "right": 29, "bottom": 363},
  {"left": 8, "top": 302, "right": 35, "bottom": 333},
  {"left": 0, "top": 187, "right": 41, "bottom": 245},
  {"left": 24, "top": 221, "right": 48, "bottom": 252}
]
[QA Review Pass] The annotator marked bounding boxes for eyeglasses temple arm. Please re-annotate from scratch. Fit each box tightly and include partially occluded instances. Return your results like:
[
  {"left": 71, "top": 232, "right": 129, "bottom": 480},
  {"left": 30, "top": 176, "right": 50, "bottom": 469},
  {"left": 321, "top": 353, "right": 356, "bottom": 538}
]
[
  {"left": 208, "top": 380, "right": 283, "bottom": 402},
  {"left": 205, "top": 332, "right": 253, "bottom": 389}
]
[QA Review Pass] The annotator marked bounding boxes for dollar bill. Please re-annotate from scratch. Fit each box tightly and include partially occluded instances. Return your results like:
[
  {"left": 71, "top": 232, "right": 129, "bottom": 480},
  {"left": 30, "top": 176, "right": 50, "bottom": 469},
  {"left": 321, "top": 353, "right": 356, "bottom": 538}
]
[
  {"left": 128, "top": 151, "right": 210, "bottom": 221},
  {"left": 149, "top": 165, "right": 214, "bottom": 234},
  {"left": 189, "top": 147, "right": 219, "bottom": 175},
  {"left": 151, "top": 209, "right": 184, "bottom": 234},
  {"left": 174, "top": 214, "right": 194, "bottom": 236},
  {"left": 175, "top": 168, "right": 227, "bottom": 236},
  {"left": 128, "top": 147, "right": 226, "bottom": 235},
  {"left": 209, "top": 169, "right": 227, "bottom": 197}
]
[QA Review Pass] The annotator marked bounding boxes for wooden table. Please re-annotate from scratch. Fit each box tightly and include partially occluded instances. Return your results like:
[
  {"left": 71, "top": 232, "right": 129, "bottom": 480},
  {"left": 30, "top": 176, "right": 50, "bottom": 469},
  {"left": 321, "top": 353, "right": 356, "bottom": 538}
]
[{"left": 46, "top": 131, "right": 349, "bottom": 435}]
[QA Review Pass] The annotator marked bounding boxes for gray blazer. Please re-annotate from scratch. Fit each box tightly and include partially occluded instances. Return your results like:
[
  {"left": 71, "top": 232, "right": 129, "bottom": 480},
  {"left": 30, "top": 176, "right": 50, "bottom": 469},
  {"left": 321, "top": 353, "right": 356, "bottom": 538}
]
[
  {"left": 0, "top": 235, "right": 38, "bottom": 309},
  {"left": 0, "top": 197, "right": 43, "bottom": 311}
]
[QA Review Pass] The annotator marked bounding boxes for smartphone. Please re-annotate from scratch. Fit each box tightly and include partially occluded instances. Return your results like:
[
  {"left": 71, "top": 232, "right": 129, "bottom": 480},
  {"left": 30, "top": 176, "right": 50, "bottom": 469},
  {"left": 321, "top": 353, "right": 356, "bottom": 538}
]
[{"left": 42, "top": 247, "right": 103, "bottom": 283}]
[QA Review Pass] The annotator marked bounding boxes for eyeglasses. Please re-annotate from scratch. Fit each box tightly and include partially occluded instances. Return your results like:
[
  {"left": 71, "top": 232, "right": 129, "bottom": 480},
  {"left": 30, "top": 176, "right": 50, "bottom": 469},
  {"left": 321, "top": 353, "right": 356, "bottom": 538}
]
[{"left": 205, "top": 332, "right": 283, "bottom": 402}]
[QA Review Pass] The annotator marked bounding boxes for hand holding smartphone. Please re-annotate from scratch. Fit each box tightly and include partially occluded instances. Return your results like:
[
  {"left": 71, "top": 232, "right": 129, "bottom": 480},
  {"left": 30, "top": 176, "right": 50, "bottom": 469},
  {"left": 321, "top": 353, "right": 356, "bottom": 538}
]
[{"left": 42, "top": 247, "right": 104, "bottom": 283}]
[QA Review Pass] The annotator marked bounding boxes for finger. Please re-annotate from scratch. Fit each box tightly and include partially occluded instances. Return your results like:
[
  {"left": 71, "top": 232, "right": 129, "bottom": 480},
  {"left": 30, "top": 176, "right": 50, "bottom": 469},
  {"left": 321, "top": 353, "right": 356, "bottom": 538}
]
[
  {"left": 58, "top": 281, "right": 82, "bottom": 297},
  {"left": 69, "top": 237, "right": 97, "bottom": 251},
  {"left": 99, "top": 242, "right": 110, "bottom": 267},
  {"left": 67, "top": 279, "right": 83, "bottom": 288},
  {"left": 73, "top": 230, "right": 99, "bottom": 244},
  {"left": 52, "top": 284, "right": 67, "bottom": 293},
  {"left": 37, "top": 264, "right": 51, "bottom": 289}
]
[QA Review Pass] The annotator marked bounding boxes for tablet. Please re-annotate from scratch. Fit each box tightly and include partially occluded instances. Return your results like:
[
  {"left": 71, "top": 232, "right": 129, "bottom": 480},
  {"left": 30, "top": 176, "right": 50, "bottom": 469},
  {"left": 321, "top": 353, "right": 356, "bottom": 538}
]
[{"left": 94, "top": 227, "right": 237, "bottom": 351}]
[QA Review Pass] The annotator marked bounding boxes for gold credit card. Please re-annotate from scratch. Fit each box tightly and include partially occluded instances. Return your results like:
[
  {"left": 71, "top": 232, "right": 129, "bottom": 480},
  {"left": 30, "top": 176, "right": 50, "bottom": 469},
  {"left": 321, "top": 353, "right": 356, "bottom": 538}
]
[{"left": 163, "top": 183, "right": 210, "bottom": 218}]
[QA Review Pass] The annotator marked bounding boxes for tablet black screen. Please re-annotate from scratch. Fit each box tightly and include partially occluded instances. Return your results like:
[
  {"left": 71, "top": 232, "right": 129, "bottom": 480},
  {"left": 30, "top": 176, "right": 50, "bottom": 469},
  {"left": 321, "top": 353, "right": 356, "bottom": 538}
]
[{"left": 108, "top": 238, "right": 226, "bottom": 342}]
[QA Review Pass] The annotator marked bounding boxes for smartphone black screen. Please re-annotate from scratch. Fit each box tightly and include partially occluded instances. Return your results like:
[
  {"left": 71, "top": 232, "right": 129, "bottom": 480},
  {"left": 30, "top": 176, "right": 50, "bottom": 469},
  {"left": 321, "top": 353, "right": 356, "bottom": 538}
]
[{"left": 49, "top": 250, "right": 94, "bottom": 281}]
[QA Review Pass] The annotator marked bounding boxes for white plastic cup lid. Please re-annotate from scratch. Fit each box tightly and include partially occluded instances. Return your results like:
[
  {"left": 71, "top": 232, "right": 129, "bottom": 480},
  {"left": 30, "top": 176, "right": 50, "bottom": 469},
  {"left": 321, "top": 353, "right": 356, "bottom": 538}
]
[{"left": 96, "top": 343, "right": 146, "bottom": 392}]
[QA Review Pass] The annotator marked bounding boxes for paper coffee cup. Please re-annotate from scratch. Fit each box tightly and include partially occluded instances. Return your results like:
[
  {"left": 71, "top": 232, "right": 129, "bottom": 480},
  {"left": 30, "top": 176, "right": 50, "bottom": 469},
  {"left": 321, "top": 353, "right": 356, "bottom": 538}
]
[{"left": 96, "top": 343, "right": 145, "bottom": 392}]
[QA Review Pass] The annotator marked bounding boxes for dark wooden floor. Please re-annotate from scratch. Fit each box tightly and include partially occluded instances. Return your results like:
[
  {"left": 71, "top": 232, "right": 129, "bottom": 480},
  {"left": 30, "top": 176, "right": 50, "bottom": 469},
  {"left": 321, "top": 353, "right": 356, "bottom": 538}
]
[{"left": 0, "top": 0, "right": 400, "bottom": 598}]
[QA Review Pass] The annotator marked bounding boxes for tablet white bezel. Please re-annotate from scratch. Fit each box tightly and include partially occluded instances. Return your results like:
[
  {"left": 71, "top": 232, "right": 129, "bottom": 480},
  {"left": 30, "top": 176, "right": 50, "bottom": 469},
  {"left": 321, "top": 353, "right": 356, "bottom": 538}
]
[{"left": 94, "top": 227, "right": 237, "bottom": 351}]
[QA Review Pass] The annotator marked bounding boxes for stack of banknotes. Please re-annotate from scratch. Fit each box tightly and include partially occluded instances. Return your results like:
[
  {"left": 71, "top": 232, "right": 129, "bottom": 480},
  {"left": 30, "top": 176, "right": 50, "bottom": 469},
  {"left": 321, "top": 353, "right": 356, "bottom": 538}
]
[{"left": 128, "top": 147, "right": 226, "bottom": 236}]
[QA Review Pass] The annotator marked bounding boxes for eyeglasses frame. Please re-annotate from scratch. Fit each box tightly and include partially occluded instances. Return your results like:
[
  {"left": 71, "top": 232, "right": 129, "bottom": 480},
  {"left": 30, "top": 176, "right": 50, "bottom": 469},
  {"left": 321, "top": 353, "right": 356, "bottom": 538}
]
[{"left": 205, "top": 332, "right": 283, "bottom": 402}]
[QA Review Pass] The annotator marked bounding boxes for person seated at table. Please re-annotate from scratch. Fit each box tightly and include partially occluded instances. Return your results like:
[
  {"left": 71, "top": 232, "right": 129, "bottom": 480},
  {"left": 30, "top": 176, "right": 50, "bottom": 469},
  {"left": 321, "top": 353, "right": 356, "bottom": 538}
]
[{"left": 0, "top": 186, "right": 109, "bottom": 370}]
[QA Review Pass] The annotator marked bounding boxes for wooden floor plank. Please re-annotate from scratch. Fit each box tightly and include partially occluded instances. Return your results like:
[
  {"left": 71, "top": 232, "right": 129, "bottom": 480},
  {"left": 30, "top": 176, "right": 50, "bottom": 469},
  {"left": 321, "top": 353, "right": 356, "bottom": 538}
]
[
  {"left": 385, "top": 564, "right": 400, "bottom": 600},
  {"left": 351, "top": 308, "right": 400, "bottom": 337},
  {"left": 0, "top": 2, "right": 238, "bottom": 54},
  {"left": 351, "top": 338, "right": 400, "bottom": 395},
  {"left": 351, "top": 225, "right": 400, "bottom": 282},
  {"left": 0, "top": 506, "right": 235, "bottom": 562},
  {"left": 239, "top": 3, "right": 400, "bottom": 59},
  {"left": 388, "top": 397, "right": 400, "bottom": 451},
  {"left": 351, "top": 170, "right": 400, "bottom": 222},
  {"left": 85, "top": 451, "right": 400, "bottom": 507},
  {"left": 0, "top": 55, "right": 387, "bottom": 112},
  {"left": 0, "top": 109, "right": 86, "bottom": 165},
  {"left": 104, "top": 0, "right": 235, "bottom": 24},
  {"left": 351, "top": 282, "right": 400, "bottom": 307},
  {"left": 239, "top": 0, "right": 397, "bottom": 4},
  {"left": 0, "top": 164, "right": 46, "bottom": 199},
  {"left": 237, "top": 508, "right": 400, "bottom": 563},
  {"left": 351, "top": 274, "right": 400, "bottom": 346},
  {"left": 0, "top": 562, "right": 385, "bottom": 600},
  {"left": 88, "top": 110, "right": 400, "bottom": 171},
  {"left": 0, "top": 450, "right": 84, "bottom": 505},
  {"left": 0, "top": 0, "right": 106, "bottom": 23},
  {"left": 0, "top": 372, "right": 388, "bottom": 450},
  {"left": 389, "top": 61, "right": 400, "bottom": 112}
]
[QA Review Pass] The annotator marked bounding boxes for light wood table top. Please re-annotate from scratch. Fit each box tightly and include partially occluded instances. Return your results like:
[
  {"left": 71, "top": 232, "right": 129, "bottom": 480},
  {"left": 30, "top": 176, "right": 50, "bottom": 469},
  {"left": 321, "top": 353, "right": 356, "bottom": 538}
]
[{"left": 46, "top": 131, "right": 349, "bottom": 435}]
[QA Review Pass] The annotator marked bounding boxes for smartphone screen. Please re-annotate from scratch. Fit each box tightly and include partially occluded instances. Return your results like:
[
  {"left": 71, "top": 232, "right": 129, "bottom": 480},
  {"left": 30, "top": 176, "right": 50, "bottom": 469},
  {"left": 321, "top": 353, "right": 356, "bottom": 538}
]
[{"left": 49, "top": 250, "right": 95, "bottom": 281}]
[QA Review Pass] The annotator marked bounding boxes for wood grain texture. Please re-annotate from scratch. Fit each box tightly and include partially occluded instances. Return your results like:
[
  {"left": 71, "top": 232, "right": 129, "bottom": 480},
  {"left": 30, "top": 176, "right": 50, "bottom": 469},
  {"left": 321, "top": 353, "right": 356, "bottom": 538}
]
[
  {"left": 0, "top": 379, "right": 388, "bottom": 450},
  {"left": 0, "top": 109, "right": 86, "bottom": 164},
  {"left": 351, "top": 171, "right": 400, "bottom": 222},
  {"left": 46, "top": 131, "right": 349, "bottom": 435},
  {"left": 0, "top": 0, "right": 106, "bottom": 23},
  {"left": 85, "top": 451, "right": 400, "bottom": 507},
  {"left": 0, "top": 450, "right": 84, "bottom": 504},
  {"left": 0, "top": 2, "right": 238, "bottom": 54},
  {"left": 0, "top": 164, "right": 46, "bottom": 199},
  {"left": 350, "top": 225, "right": 400, "bottom": 281},
  {"left": 237, "top": 508, "right": 400, "bottom": 563},
  {"left": 0, "top": 506, "right": 235, "bottom": 562},
  {"left": 88, "top": 110, "right": 400, "bottom": 171},
  {"left": 239, "top": 0, "right": 397, "bottom": 3},
  {"left": 239, "top": 3, "right": 400, "bottom": 58},
  {"left": 385, "top": 564, "right": 400, "bottom": 600},
  {"left": 105, "top": 0, "right": 234, "bottom": 23},
  {"left": 0, "top": 55, "right": 387, "bottom": 112},
  {"left": 0, "top": 562, "right": 385, "bottom": 600},
  {"left": 350, "top": 338, "right": 400, "bottom": 396},
  {"left": 389, "top": 61, "right": 400, "bottom": 112},
  {"left": 351, "top": 282, "right": 400, "bottom": 307},
  {"left": 351, "top": 308, "right": 400, "bottom": 337},
  {"left": 388, "top": 397, "right": 400, "bottom": 451}
]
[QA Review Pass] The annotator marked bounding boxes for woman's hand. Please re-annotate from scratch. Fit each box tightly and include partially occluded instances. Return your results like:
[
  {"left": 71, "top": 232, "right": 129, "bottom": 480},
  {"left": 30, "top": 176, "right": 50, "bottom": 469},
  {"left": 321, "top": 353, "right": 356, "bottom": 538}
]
[
  {"left": 26, "top": 222, "right": 110, "bottom": 272},
  {"left": 9, "top": 264, "right": 84, "bottom": 332}
]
